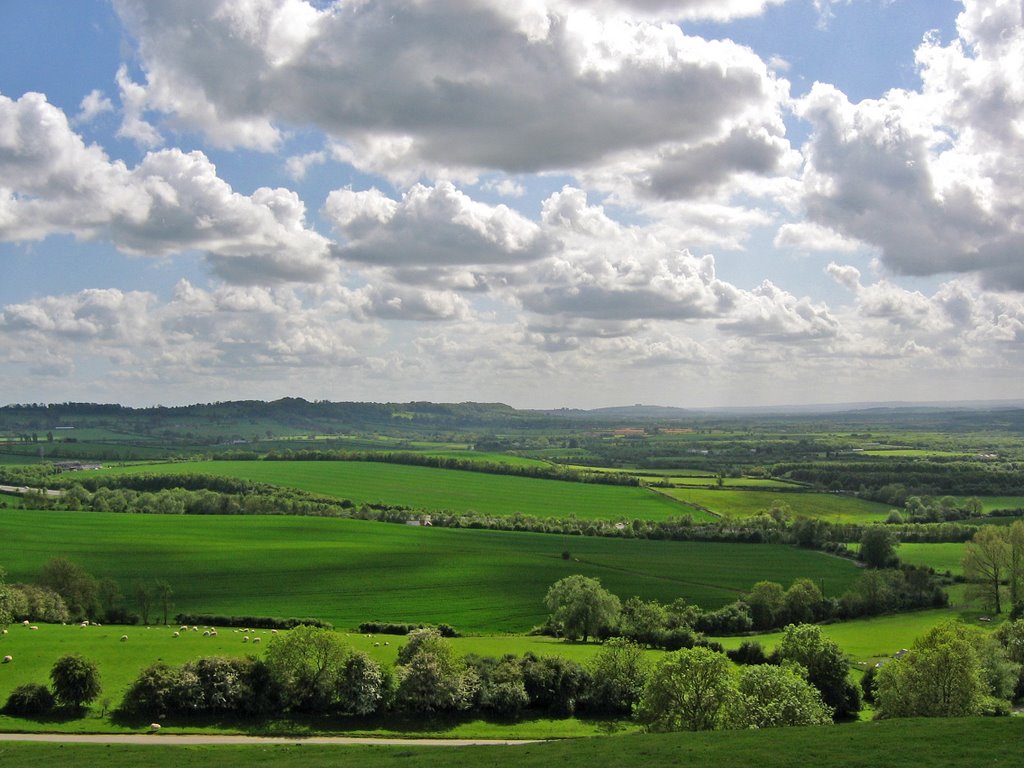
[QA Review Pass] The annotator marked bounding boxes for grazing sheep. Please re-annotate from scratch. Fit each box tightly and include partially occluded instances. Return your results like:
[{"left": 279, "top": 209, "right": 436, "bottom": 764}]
[
  {"left": 149, "top": 723, "right": 161, "bottom": 732},
  {"left": 1, "top": 629, "right": 7, "bottom": 635},
  {"left": 252, "top": 637, "right": 261, "bottom": 644},
  {"left": 29, "top": 626, "right": 38, "bottom": 631},
  {"left": 384, "top": 641, "right": 389, "bottom": 646},
  {"left": 120, "top": 635, "right": 129, "bottom": 642},
  {"left": 242, "top": 636, "right": 249, "bottom": 643},
  {"left": 22, "top": 620, "right": 29, "bottom": 626},
  {"left": 172, "top": 631, "right": 180, "bottom": 638},
  {"left": 203, "top": 631, "right": 210, "bottom": 637},
  {"left": 210, "top": 630, "right": 218, "bottom": 637},
  {"left": 374, "top": 642, "right": 380, "bottom": 647},
  {"left": 2, "top": 655, "right": 12, "bottom": 663},
  {"left": 271, "top": 629, "right": 278, "bottom": 634}
]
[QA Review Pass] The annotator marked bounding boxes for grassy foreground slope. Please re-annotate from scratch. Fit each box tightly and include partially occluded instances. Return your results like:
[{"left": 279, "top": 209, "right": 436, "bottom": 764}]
[
  {"left": 0, "top": 510, "right": 858, "bottom": 632},
  {"left": 96, "top": 460, "right": 708, "bottom": 521},
  {"left": 1, "top": 719, "right": 1022, "bottom": 768}
]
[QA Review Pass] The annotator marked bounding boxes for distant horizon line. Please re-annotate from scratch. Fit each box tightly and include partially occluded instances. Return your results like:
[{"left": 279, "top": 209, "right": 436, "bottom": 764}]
[{"left": 4, "top": 396, "right": 1024, "bottom": 415}]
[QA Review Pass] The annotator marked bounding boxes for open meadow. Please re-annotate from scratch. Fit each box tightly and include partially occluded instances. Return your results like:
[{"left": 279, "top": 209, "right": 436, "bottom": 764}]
[
  {"left": 0, "top": 509, "right": 860, "bottom": 633},
  {"left": 94, "top": 460, "right": 711, "bottom": 522},
  {"left": 658, "top": 487, "right": 892, "bottom": 522},
  {"left": 0, "top": 716, "right": 1022, "bottom": 768}
]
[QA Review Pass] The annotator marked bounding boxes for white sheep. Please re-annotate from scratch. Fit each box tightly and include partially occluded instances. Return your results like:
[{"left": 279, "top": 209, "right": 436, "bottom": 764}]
[
  {"left": 210, "top": 630, "right": 218, "bottom": 637},
  {"left": 172, "top": 631, "right": 180, "bottom": 638},
  {"left": 271, "top": 629, "right": 278, "bottom": 634},
  {"left": 29, "top": 626, "right": 38, "bottom": 631},
  {"left": 120, "top": 634, "right": 129, "bottom": 642},
  {"left": 374, "top": 642, "right": 380, "bottom": 647},
  {"left": 2, "top": 655, "right": 12, "bottom": 663},
  {"left": 242, "top": 635, "right": 249, "bottom": 643},
  {"left": 22, "top": 620, "right": 29, "bottom": 626},
  {"left": 252, "top": 637, "right": 261, "bottom": 644},
  {"left": 203, "top": 630, "right": 210, "bottom": 637},
  {"left": 149, "top": 723, "right": 161, "bottom": 732},
  {"left": 180, "top": 625, "right": 188, "bottom": 631}
]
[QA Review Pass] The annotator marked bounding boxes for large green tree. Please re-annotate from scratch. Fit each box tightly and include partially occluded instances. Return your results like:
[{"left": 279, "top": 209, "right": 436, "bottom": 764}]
[
  {"left": 874, "top": 622, "right": 987, "bottom": 718},
  {"left": 635, "top": 646, "right": 735, "bottom": 732},
  {"left": 1007, "top": 520, "right": 1024, "bottom": 608},
  {"left": 395, "top": 632, "right": 478, "bottom": 713},
  {"left": 50, "top": 654, "right": 101, "bottom": 710},
  {"left": 963, "top": 526, "right": 1009, "bottom": 614},
  {"left": 730, "top": 663, "right": 832, "bottom": 728},
  {"left": 264, "top": 625, "right": 349, "bottom": 713},
  {"left": 778, "top": 624, "right": 861, "bottom": 719},
  {"left": 0, "top": 567, "right": 13, "bottom": 632},
  {"left": 746, "top": 581, "right": 786, "bottom": 631},
  {"left": 859, "top": 526, "right": 897, "bottom": 569},
  {"left": 39, "top": 557, "right": 98, "bottom": 621},
  {"left": 544, "top": 575, "right": 621, "bottom": 642},
  {"left": 586, "top": 638, "right": 649, "bottom": 715}
]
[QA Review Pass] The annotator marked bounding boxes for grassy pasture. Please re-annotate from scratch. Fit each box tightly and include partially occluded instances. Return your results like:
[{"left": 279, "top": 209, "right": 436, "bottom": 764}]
[
  {"left": 95, "top": 460, "right": 707, "bottom": 522},
  {"left": 0, "top": 716, "right": 1021, "bottom": 767},
  {"left": 958, "top": 496, "right": 1024, "bottom": 514},
  {"left": 0, "top": 625, "right": 656, "bottom": 732},
  {"left": 0, "top": 510, "right": 860, "bottom": 633},
  {"left": 659, "top": 488, "right": 891, "bottom": 522},
  {"left": 664, "top": 477, "right": 800, "bottom": 489},
  {"left": 859, "top": 449, "right": 971, "bottom": 458},
  {"left": 713, "top": 608, "right": 969, "bottom": 663},
  {"left": 896, "top": 543, "right": 966, "bottom": 576}
]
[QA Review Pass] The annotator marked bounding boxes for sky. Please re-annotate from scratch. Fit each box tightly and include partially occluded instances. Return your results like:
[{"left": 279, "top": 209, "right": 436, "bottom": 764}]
[{"left": 1, "top": 0, "right": 1023, "bottom": 410}]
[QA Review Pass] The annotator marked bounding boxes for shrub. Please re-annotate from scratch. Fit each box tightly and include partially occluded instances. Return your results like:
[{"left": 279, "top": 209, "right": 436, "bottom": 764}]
[
  {"left": 120, "top": 663, "right": 182, "bottom": 717},
  {"left": 586, "top": 639, "right": 649, "bottom": 715},
  {"left": 520, "top": 653, "right": 590, "bottom": 715},
  {"left": 50, "top": 654, "right": 101, "bottom": 710},
  {"left": 395, "top": 633, "right": 478, "bottom": 713},
  {"left": 727, "top": 640, "right": 768, "bottom": 666},
  {"left": 3, "top": 683, "right": 54, "bottom": 716}
]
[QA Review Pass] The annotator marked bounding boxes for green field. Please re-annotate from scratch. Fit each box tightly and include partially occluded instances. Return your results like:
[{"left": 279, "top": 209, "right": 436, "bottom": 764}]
[
  {"left": 0, "top": 624, "right": 661, "bottom": 733},
  {"left": 713, "top": 608, "right": 967, "bottom": 663},
  {"left": 0, "top": 718, "right": 1021, "bottom": 768},
  {"left": 0, "top": 510, "right": 860, "bottom": 633},
  {"left": 660, "top": 488, "right": 892, "bottom": 522},
  {"left": 896, "top": 543, "right": 967, "bottom": 576},
  {"left": 95, "top": 460, "right": 713, "bottom": 522},
  {"left": 665, "top": 477, "right": 801, "bottom": 489}
]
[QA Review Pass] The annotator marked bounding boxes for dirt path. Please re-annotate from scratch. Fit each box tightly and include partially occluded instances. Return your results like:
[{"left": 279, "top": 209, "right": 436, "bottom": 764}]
[{"left": 0, "top": 732, "right": 543, "bottom": 746}]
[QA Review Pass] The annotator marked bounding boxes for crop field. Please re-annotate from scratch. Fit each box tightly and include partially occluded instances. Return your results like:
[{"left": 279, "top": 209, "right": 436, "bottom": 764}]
[
  {"left": 895, "top": 543, "right": 966, "bottom": 576},
  {"left": 0, "top": 510, "right": 859, "bottom": 633},
  {"left": 96, "top": 460, "right": 709, "bottom": 522},
  {"left": 659, "top": 488, "right": 892, "bottom": 522}
]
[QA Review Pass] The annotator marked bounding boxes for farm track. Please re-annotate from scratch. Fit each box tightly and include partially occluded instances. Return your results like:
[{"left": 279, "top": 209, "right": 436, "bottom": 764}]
[{"left": 0, "top": 733, "right": 543, "bottom": 747}]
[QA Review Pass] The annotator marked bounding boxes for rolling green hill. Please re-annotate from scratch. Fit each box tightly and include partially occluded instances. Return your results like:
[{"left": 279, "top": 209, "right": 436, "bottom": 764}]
[{"left": 0, "top": 509, "right": 859, "bottom": 633}]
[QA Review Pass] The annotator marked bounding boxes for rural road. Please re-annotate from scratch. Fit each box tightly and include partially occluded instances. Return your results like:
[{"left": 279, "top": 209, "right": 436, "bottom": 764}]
[
  {"left": 0, "top": 485, "right": 62, "bottom": 497},
  {"left": 0, "top": 733, "right": 544, "bottom": 746}
]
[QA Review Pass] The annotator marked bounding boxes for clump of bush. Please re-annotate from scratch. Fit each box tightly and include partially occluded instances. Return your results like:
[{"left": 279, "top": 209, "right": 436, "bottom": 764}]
[
  {"left": 3, "top": 683, "right": 54, "bottom": 716},
  {"left": 358, "top": 621, "right": 459, "bottom": 637},
  {"left": 174, "top": 613, "right": 332, "bottom": 630}
]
